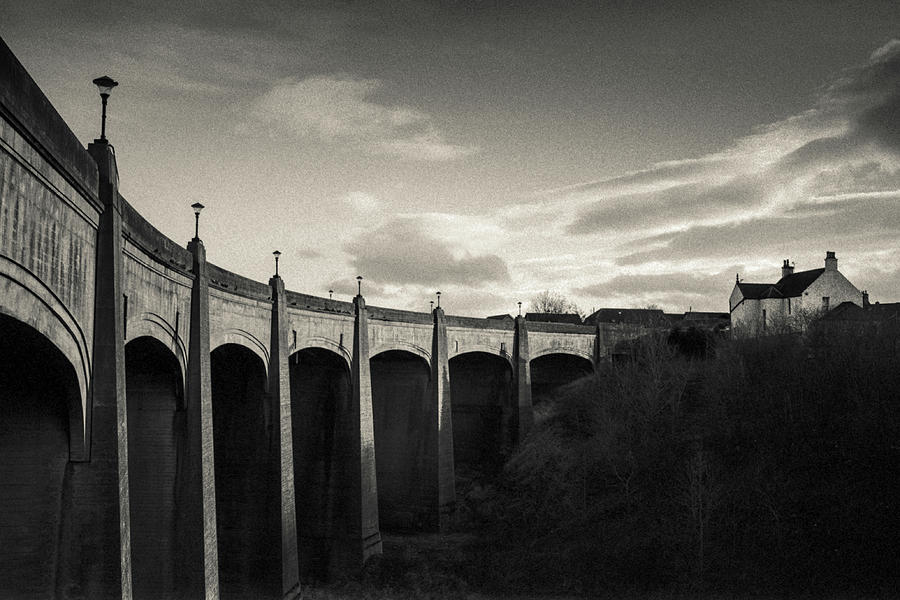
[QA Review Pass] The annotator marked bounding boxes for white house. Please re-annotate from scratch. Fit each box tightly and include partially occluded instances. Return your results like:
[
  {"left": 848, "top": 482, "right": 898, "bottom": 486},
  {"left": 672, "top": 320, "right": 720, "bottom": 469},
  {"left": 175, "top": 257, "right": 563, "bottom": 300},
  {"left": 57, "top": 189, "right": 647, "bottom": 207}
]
[{"left": 730, "top": 252, "right": 862, "bottom": 336}]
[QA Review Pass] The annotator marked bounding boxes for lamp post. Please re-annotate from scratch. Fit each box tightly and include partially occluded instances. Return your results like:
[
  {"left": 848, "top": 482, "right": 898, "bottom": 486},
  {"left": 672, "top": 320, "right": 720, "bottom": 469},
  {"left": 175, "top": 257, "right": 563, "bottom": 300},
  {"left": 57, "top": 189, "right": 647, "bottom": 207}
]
[
  {"left": 518, "top": 301, "right": 522, "bottom": 316},
  {"left": 356, "top": 275, "right": 363, "bottom": 295},
  {"left": 430, "top": 300, "right": 434, "bottom": 312},
  {"left": 273, "top": 250, "right": 281, "bottom": 277},
  {"left": 329, "top": 289, "right": 333, "bottom": 300},
  {"left": 191, "top": 202, "right": 204, "bottom": 240},
  {"left": 436, "top": 291, "right": 441, "bottom": 308},
  {"left": 92, "top": 76, "right": 118, "bottom": 142}
]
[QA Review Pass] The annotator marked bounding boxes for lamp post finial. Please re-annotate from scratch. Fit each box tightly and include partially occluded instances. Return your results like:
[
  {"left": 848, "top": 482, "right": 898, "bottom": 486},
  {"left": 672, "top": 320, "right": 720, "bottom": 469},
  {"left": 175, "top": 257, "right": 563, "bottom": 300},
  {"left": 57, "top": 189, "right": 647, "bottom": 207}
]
[
  {"left": 191, "top": 202, "right": 205, "bottom": 240},
  {"left": 92, "top": 75, "right": 118, "bottom": 141}
]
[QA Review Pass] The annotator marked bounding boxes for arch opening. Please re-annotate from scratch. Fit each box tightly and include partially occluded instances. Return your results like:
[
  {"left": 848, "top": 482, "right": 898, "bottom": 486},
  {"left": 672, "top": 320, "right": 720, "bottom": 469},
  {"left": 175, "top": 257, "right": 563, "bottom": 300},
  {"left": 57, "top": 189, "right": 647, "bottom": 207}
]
[
  {"left": 530, "top": 353, "right": 594, "bottom": 404},
  {"left": 211, "top": 343, "right": 277, "bottom": 599},
  {"left": 370, "top": 350, "right": 431, "bottom": 532},
  {"left": 0, "top": 314, "right": 77, "bottom": 598},
  {"left": 125, "top": 335, "right": 184, "bottom": 599},
  {"left": 449, "top": 352, "right": 513, "bottom": 484},
  {"left": 290, "top": 347, "right": 349, "bottom": 581}
]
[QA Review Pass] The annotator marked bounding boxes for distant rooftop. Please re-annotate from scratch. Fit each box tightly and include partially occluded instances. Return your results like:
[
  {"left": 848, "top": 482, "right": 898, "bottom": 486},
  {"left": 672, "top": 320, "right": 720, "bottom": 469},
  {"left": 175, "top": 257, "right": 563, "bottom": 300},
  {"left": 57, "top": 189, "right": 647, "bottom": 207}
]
[
  {"left": 821, "top": 301, "right": 900, "bottom": 322},
  {"left": 682, "top": 311, "right": 729, "bottom": 321},
  {"left": 584, "top": 308, "right": 667, "bottom": 326},
  {"left": 524, "top": 312, "right": 583, "bottom": 325}
]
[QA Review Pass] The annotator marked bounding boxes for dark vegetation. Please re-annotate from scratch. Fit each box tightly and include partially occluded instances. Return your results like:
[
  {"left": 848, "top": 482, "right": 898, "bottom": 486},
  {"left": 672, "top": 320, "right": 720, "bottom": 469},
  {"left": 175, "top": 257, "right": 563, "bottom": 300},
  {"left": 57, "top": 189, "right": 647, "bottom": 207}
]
[
  {"left": 306, "top": 323, "right": 900, "bottom": 598},
  {"left": 464, "top": 324, "right": 900, "bottom": 596}
]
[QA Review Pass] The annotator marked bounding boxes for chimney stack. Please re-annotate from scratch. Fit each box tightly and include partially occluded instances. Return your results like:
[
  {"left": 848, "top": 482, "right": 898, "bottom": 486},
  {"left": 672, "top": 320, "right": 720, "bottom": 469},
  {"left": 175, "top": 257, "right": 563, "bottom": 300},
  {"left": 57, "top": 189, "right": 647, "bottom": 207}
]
[
  {"left": 825, "top": 251, "right": 837, "bottom": 271},
  {"left": 781, "top": 259, "right": 794, "bottom": 279},
  {"left": 862, "top": 290, "right": 870, "bottom": 308}
]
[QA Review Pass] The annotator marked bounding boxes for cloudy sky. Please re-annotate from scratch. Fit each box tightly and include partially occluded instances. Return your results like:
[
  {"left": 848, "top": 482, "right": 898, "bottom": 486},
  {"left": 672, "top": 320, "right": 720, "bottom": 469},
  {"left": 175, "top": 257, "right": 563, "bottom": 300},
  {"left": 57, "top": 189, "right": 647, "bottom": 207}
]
[{"left": 2, "top": 1, "right": 899, "bottom": 316}]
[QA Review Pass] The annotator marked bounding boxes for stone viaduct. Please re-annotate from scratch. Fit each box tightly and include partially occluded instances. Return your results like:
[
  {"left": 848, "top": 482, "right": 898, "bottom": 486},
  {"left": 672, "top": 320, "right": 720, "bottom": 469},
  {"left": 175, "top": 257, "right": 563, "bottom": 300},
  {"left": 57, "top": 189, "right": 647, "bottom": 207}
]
[{"left": 0, "top": 38, "right": 639, "bottom": 599}]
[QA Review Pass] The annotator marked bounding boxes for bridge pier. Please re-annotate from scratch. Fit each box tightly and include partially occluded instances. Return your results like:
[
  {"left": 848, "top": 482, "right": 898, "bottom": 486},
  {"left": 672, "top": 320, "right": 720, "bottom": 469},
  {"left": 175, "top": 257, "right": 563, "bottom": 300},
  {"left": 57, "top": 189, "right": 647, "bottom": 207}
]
[
  {"left": 269, "top": 275, "right": 301, "bottom": 598},
  {"left": 513, "top": 315, "right": 533, "bottom": 441},
  {"left": 593, "top": 323, "right": 609, "bottom": 365},
  {"left": 55, "top": 141, "right": 132, "bottom": 600},
  {"left": 179, "top": 237, "right": 220, "bottom": 599},
  {"left": 425, "top": 307, "right": 456, "bottom": 530},
  {"left": 331, "top": 294, "right": 382, "bottom": 574}
]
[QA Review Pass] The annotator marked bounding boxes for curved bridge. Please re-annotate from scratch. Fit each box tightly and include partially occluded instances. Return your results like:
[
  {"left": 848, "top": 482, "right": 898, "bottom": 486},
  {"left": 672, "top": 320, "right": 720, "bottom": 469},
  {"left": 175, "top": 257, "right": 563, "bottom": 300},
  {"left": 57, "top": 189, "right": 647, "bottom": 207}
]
[{"left": 0, "top": 38, "right": 629, "bottom": 599}]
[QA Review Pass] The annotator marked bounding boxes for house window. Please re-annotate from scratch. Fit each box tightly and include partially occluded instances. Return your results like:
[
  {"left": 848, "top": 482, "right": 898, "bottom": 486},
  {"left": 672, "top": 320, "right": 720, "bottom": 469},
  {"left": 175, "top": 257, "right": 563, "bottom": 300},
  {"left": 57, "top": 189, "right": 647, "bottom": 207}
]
[
  {"left": 822, "top": 296, "right": 830, "bottom": 311},
  {"left": 762, "top": 309, "right": 767, "bottom": 330}
]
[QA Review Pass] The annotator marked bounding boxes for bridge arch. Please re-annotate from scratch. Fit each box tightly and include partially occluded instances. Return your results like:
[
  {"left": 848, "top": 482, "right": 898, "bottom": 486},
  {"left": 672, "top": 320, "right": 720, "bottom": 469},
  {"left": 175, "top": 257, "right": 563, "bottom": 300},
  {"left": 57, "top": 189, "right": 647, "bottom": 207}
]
[
  {"left": 294, "top": 336, "right": 351, "bottom": 369},
  {"left": 0, "top": 257, "right": 88, "bottom": 459},
  {"left": 449, "top": 351, "right": 514, "bottom": 480},
  {"left": 370, "top": 341, "right": 431, "bottom": 364},
  {"left": 530, "top": 346, "right": 595, "bottom": 363},
  {"left": 125, "top": 335, "right": 185, "bottom": 598},
  {"left": 211, "top": 328, "right": 270, "bottom": 377},
  {"left": 290, "top": 346, "right": 351, "bottom": 580},
  {"left": 530, "top": 352, "right": 594, "bottom": 405},
  {"left": 448, "top": 343, "right": 513, "bottom": 367},
  {"left": 210, "top": 342, "right": 277, "bottom": 597},
  {"left": 370, "top": 349, "right": 431, "bottom": 530},
  {"left": 126, "top": 312, "right": 186, "bottom": 387},
  {"left": 0, "top": 313, "right": 80, "bottom": 597}
]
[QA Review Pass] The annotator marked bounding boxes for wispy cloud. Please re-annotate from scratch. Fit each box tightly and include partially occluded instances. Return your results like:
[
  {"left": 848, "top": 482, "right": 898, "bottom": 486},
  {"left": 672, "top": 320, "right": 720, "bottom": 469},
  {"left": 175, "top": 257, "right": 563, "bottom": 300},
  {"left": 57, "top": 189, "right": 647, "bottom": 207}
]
[
  {"left": 378, "top": 131, "right": 478, "bottom": 161},
  {"left": 561, "top": 39, "right": 900, "bottom": 243},
  {"left": 343, "top": 191, "right": 383, "bottom": 212},
  {"left": 250, "top": 75, "right": 477, "bottom": 161},
  {"left": 343, "top": 216, "right": 510, "bottom": 287}
]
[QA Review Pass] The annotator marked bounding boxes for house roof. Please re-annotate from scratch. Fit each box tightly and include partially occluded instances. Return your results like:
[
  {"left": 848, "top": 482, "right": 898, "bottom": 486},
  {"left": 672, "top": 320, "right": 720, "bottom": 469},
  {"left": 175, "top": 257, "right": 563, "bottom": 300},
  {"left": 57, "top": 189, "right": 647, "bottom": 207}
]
[
  {"left": 486, "top": 314, "right": 514, "bottom": 321},
  {"left": 524, "top": 312, "right": 583, "bottom": 325},
  {"left": 737, "top": 282, "right": 780, "bottom": 299},
  {"left": 585, "top": 308, "right": 666, "bottom": 325},
  {"left": 775, "top": 268, "right": 825, "bottom": 297},
  {"left": 737, "top": 268, "right": 824, "bottom": 300}
]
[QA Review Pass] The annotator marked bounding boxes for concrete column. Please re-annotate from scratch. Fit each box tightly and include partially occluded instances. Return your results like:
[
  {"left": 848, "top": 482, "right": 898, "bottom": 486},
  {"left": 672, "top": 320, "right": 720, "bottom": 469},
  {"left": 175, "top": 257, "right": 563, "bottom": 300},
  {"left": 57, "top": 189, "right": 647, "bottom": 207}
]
[
  {"left": 425, "top": 307, "right": 456, "bottom": 530},
  {"left": 593, "top": 323, "right": 607, "bottom": 366},
  {"left": 178, "top": 238, "right": 219, "bottom": 599},
  {"left": 513, "top": 315, "right": 533, "bottom": 441},
  {"left": 55, "top": 141, "right": 132, "bottom": 599},
  {"left": 268, "top": 276, "right": 300, "bottom": 598},
  {"left": 334, "top": 294, "right": 382, "bottom": 573}
]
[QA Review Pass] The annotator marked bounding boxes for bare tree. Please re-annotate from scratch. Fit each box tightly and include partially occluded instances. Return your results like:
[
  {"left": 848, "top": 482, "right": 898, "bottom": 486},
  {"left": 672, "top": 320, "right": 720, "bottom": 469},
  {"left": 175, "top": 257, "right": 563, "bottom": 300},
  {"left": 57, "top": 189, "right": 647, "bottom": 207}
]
[{"left": 530, "top": 290, "right": 581, "bottom": 315}]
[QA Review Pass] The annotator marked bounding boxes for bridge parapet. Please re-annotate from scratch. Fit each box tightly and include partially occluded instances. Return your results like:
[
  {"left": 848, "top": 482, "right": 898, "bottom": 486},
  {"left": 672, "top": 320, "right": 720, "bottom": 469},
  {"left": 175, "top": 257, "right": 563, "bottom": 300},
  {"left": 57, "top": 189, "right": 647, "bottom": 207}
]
[
  {"left": 0, "top": 38, "right": 99, "bottom": 206},
  {"left": 446, "top": 314, "right": 515, "bottom": 330},
  {"left": 526, "top": 321, "right": 595, "bottom": 334},
  {"left": 285, "top": 289, "right": 353, "bottom": 316},
  {"left": 207, "top": 262, "right": 272, "bottom": 302},
  {"left": 368, "top": 304, "right": 432, "bottom": 325},
  {"left": 120, "top": 194, "right": 191, "bottom": 274}
]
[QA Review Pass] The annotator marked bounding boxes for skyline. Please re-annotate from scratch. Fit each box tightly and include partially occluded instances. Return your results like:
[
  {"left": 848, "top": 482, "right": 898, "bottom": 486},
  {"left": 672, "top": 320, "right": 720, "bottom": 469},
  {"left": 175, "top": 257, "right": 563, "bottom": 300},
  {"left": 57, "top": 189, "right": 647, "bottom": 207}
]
[{"left": 2, "top": 2, "right": 899, "bottom": 317}]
